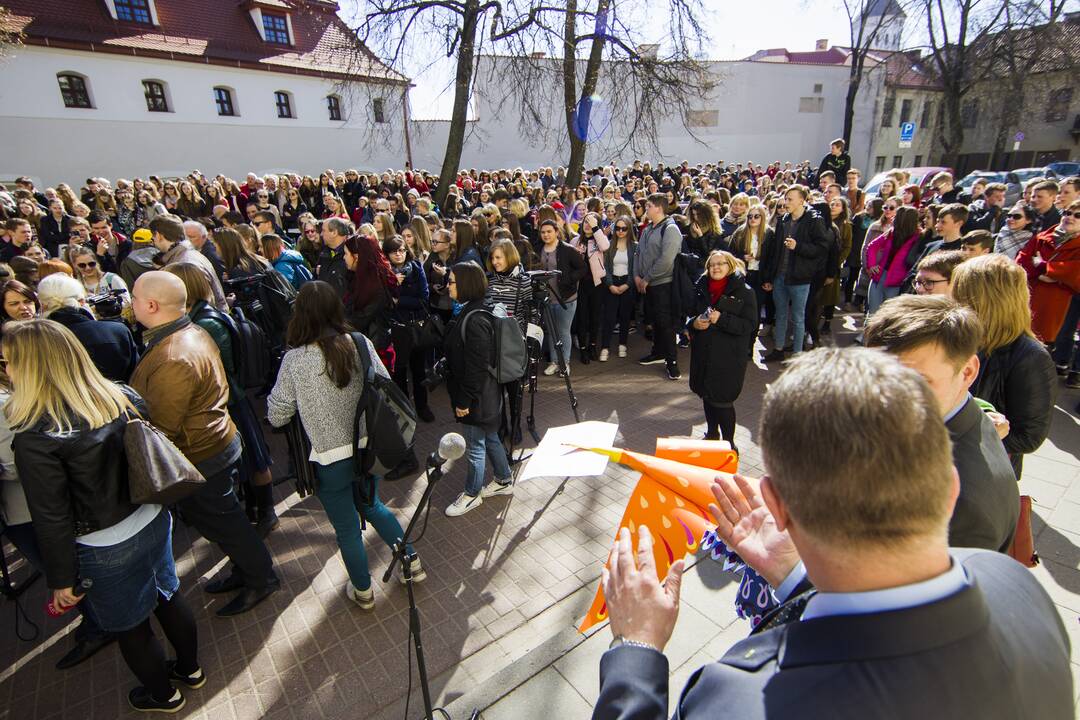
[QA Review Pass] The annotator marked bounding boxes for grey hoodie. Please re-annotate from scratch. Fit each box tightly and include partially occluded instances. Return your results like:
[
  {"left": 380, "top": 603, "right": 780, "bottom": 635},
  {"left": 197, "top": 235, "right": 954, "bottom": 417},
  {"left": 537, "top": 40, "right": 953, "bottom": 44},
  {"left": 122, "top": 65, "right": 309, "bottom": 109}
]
[
  {"left": 635, "top": 217, "right": 682, "bottom": 286},
  {"left": 120, "top": 245, "right": 160, "bottom": 288}
]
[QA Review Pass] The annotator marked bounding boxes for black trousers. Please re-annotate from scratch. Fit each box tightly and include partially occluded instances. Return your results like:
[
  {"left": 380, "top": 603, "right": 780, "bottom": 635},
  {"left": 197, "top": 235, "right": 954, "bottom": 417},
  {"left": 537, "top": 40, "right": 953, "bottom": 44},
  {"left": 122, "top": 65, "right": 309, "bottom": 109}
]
[
  {"left": 746, "top": 270, "right": 772, "bottom": 327},
  {"left": 181, "top": 439, "right": 276, "bottom": 590},
  {"left": 392, "top": 345, "right": 430, "bottom": 411},
  {"left": 575, "top": 279, "right": 604, "bottom": 349},
  {"left": 601, "top": 278, "right": 634, "bottom": 348},
  {"left": 645, "top": 282, "right": 677, "bottom": 362},
  {"left": 703, "top": 401, "right": 737, "bottom": 446}
]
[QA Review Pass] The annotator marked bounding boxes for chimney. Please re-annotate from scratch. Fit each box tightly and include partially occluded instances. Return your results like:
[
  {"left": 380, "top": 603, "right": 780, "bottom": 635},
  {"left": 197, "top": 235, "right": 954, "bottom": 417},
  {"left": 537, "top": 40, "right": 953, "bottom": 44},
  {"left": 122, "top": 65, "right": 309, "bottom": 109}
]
[
  {"left": 529, "top": 51, "right": 546, "bottom": 59},
  {"left": 816, "top": 39, "right": 828, "bottom": 50},
  {"left": 638, "top": 43, "right": 659, "bottom": 59}
]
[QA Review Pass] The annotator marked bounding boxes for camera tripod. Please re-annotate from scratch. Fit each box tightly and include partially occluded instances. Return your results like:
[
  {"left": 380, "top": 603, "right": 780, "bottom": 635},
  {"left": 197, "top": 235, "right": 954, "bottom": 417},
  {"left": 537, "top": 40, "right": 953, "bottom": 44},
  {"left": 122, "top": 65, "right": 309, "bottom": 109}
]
[{"left": 516, "top": 278, "right": 581, "bottom": 446}]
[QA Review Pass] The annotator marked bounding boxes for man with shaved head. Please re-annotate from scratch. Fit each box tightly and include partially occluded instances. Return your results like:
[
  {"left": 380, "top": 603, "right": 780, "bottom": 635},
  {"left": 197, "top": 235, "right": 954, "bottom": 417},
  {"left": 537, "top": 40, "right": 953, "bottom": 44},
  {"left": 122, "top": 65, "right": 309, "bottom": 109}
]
[{"left": 130, "top": 272, "right": 279, "bottom": 617}]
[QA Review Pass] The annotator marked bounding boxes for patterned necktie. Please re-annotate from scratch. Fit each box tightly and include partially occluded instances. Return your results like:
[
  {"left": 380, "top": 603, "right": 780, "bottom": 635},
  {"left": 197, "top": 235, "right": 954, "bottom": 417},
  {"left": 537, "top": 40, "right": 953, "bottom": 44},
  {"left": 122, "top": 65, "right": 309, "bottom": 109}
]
[{"left": 751, "top": 588, "right": 818, "bottom": 634}]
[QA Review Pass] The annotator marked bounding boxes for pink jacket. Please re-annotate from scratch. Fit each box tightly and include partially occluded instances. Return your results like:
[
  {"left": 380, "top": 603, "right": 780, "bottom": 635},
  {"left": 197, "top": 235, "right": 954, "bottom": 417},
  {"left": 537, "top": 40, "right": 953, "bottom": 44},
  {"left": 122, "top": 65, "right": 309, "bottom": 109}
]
[
  {"left": 865, "top": 230, "right": 920, "bottom": 288},
  {"left": 579, "top": 229, "right": 611, "bottom": 286}
]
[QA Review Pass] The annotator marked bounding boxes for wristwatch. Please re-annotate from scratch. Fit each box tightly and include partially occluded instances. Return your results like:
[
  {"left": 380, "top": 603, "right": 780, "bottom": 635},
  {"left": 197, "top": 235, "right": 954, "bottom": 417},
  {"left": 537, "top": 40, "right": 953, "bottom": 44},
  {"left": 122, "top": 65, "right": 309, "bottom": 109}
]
[{"left": 609, "top": 635, "right": 659, "bottom": 653}]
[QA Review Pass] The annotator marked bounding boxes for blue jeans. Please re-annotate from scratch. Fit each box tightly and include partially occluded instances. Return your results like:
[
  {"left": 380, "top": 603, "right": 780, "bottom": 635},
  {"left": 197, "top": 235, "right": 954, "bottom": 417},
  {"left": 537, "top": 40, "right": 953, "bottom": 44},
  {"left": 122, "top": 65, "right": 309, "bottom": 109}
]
[
  {"left": 866, "top": 279, "right": 901, "bottom": 317},
  {"left": 1052, "top": 294, "right": 1080, "bottom": 371},
  {"left": 314, "top": 461, "right": 411, "bottom": 591},
  {"left": 772, "top": 277, "right": 811, "bottom": 353},
  {"left": 461, "top": 423, "right": 513, "bottom": 496},
  {"left": 546, "top": 298, "right": 577, "bottom": 366}
]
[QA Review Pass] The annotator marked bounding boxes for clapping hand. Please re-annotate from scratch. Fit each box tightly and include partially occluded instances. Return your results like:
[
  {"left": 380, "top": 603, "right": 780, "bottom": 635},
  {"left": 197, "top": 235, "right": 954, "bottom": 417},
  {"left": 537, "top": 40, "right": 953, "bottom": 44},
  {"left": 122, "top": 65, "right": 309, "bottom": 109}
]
[
  {"left": 602, "top": 526, "right": 685, "bottom": 651},
  {"left": 708, "top": 474, "right": 801, "bottom": 588}
]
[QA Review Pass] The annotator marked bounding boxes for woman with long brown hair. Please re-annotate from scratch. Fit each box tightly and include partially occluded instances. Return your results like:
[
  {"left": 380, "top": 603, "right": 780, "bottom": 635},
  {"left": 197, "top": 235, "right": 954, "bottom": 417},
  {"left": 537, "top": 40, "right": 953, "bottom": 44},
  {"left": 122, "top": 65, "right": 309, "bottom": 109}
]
[
  {"left": 952, "top": 254, "right": 1056, "bottom": 479},
  {"left": 267, "top": 281, "right": 423, "bottom": 609},
  {"left": 343, "top": 232, "right": 399, "bottom": 354},
  {"left": 452, "top": 219, "right": 483, "bottom": 265},
  {"left": 213, "top": 226, "right": 269, "bottom": 280}
]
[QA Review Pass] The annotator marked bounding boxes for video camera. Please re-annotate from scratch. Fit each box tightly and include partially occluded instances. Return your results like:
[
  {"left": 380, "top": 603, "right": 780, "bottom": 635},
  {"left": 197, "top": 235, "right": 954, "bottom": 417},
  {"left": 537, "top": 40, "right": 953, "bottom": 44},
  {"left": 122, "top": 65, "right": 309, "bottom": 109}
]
[{"left": 86, "top": 288, "right": 126, "bottom": 321}]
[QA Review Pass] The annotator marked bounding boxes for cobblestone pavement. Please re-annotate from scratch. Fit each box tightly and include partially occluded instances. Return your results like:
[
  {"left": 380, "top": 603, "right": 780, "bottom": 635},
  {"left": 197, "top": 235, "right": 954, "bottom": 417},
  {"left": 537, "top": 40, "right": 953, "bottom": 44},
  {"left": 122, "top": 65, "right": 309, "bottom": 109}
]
[{"left": 2, "top": 312, "right": 1079, "bottom": 719}]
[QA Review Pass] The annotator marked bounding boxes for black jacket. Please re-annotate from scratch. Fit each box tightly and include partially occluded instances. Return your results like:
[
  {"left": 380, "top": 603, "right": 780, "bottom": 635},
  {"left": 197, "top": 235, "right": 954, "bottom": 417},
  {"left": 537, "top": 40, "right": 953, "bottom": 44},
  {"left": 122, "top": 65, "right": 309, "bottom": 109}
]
[
  {"left": 947, "top": 396, "right": 1020, "bottom": 552},
  {"left": 390, "top": 259, "right": 428, "bottom": 322},
  {"left": 49, "top": 307, "right": 140, "bottom": 382},
  {"left": 316, "top": 243, "right": 350, "bottom": 299},
  {"left": 687, "top": 273, "right": 757, "bottom": 405},
  {"left": 817, "top": 151, "right": 851, "bottom": 182},
  {"left": 444, "top": 300, "right": 501, "bottom": 432},
  {"left": 200, "top": 240, "right": 226, "bottom": 283},
  {"left": 15, "top": 387, "right": 148, "bottom": 589},
  {"left": 38, "top": 213, "right": 71, "bottom": 257},
  {"left": 593, "top": 549, "right": 1073, "bottom": 720},
  {"left": 540, "top": 241, "right": 587, "bottom": 302},
  {"left": 972, "top": 335, "right": 1057, "bottom": 478},
  {"left": 760, "top": 207, "right": 830, "bottom": 285}
]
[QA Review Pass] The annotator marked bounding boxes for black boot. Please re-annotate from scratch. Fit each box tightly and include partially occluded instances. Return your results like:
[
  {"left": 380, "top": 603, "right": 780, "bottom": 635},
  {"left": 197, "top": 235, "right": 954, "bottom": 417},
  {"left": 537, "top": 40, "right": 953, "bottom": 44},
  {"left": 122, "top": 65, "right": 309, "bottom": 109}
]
[
  {"left": 254, "top": 483, "right": 278, "bottom": 538},
  {"left": 589, "top": 343, "right": 599, "bottom": 360},
  {"left": 579, "top": 345, "right": 591, "bottom": 365}
]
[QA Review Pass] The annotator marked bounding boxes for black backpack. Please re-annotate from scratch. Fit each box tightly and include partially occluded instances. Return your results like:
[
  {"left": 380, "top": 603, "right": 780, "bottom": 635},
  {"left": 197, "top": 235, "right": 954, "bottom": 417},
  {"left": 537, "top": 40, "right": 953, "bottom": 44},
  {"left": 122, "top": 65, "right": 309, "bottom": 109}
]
[
  {"left": 193, "top": 304, "right": 272, "bottom": 392},
  {"left": 350, "top": 332, "right": 417, "bottom": 481},
  {"left": 672, "top": 252, "right": 702, "bottom": 320},
  {"left": 225, "top": 269, "right": 296, "bottom": 350}
]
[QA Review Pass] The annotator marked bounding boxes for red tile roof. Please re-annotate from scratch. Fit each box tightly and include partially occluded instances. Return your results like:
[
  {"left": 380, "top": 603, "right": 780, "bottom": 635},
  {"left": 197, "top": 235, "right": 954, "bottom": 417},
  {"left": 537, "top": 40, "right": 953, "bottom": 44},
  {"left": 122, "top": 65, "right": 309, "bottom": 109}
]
[{"left": 3, "top": 0, "right": 407, "bottom": 84}]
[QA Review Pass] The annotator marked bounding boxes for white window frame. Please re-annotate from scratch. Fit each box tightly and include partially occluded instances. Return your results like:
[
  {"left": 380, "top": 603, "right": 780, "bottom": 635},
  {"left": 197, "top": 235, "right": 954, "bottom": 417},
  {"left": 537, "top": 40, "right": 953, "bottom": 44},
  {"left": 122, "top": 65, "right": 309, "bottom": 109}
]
[{"left": 249, "top": 8, "right": 294, "bottom": 45}]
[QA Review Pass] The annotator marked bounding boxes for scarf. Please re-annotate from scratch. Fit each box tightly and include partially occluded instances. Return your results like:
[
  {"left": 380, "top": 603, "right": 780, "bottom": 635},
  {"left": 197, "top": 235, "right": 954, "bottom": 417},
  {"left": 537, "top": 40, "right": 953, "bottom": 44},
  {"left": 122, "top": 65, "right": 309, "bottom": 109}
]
[
  {"left": 994, "top": 226, "right": 1032, "bottom": 260},
  {"left": 723, "top": 210, "right": 745, "bottom": 226},
  {"left": 708, "top": 276, "right": 729, "bottom": 305},
  {"left": 1052, "top": 226, "right": 1077, "bottom": 249}
]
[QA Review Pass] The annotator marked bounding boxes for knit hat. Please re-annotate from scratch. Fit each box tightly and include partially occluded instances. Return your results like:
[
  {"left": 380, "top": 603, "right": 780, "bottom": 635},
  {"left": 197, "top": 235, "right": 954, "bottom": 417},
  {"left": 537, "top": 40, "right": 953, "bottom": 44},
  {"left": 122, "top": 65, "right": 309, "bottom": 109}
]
[{"left": 132, "top": 228, "right": 153, "bottom": 244}]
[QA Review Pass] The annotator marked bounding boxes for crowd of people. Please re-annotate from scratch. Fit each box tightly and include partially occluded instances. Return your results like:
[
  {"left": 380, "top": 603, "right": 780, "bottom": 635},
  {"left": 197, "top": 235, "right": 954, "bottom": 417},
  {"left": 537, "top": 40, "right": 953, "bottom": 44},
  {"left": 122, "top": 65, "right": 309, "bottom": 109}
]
[{"left": 0, "top": 138, "right": 1077, "bottom": 713}]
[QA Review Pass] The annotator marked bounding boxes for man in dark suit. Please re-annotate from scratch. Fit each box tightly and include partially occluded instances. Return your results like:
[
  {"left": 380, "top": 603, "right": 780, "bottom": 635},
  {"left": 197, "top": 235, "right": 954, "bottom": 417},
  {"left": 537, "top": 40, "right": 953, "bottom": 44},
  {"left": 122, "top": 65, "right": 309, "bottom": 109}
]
[
  {"left": 864, "top": 294, "right": 1019, "bottom": 551},
  {"left": 593, "top": 347, "right": 1071, "bottom": 720}
]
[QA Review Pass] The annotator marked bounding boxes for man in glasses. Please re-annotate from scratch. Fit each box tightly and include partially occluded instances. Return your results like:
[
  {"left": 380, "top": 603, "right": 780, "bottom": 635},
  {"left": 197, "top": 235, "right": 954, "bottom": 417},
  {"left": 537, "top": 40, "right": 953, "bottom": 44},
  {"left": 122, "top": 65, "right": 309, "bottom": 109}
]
[
  {"left": 912, "top": 249, "right": 965, "bottom": 297},
  {"left": 252, "top": 211, "right": 278, "bottom": 239},
  {"left": 183, "top": 219, "right": 225, "bottom": 282}
]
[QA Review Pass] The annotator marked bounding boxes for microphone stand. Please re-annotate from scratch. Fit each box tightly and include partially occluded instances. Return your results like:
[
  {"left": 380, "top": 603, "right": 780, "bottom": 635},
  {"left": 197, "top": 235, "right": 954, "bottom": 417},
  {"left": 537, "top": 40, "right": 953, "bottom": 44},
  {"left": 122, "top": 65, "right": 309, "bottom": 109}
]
[{"left": 382, "top": 454, "right": 448, "bottom": 720}]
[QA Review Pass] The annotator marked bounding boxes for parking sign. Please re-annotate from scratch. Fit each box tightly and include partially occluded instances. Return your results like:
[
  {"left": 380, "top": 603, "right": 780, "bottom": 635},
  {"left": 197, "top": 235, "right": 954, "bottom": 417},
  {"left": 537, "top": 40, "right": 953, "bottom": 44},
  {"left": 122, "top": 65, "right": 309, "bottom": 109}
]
[{"left": 899, "top": 122, "right": 915, "bottom": 149}]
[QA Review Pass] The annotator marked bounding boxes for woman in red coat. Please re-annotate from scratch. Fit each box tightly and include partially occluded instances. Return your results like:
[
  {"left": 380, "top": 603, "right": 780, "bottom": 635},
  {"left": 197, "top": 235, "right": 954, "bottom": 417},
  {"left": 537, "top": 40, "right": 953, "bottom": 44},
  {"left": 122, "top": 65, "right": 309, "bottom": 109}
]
[{"left": 1016, "top": 199, "right": 1080, "bottom": 342}]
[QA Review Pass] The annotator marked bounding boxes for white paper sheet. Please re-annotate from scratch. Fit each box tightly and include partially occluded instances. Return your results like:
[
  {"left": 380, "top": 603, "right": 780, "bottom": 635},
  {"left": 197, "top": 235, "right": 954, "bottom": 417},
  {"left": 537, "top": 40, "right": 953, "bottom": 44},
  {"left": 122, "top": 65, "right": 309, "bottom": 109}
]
[{"left": 517, "top": 421, "right": 619, "bottom": 482}]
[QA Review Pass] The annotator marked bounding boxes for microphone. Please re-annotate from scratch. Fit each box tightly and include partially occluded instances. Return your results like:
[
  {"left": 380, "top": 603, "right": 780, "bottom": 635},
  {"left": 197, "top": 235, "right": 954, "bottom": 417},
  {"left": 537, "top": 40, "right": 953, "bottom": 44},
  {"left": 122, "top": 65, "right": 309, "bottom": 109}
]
[{"left": 428, "top": 432, "right": 466, "bottom": 470}]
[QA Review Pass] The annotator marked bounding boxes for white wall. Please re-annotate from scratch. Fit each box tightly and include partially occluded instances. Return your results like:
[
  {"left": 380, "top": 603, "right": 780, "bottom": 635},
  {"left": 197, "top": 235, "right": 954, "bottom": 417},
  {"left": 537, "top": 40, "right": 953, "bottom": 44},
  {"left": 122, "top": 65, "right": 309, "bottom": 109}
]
[
  {"left": 0, "top": 46, "right": 409, "bottom": 184},
  {"left": 406, "top": 56, "right": 858, "bottom": 172}
]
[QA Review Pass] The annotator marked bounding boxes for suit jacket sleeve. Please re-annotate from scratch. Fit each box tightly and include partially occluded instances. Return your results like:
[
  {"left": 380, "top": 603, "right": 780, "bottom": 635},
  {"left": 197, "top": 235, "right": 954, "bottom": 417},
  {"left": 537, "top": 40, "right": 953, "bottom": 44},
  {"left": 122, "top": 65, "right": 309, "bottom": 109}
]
[
  {"left": 1002, "top": 344, "right": 1057, "bottom": 457},
  {"left": 593, "top": 646, "right": 670, "bottom": 720}
]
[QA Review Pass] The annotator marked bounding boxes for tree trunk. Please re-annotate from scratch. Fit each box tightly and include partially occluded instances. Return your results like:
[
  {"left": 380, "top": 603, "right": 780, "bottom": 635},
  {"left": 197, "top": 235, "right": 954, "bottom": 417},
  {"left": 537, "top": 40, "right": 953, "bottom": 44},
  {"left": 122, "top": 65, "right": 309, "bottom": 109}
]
[
  {"left": 564, "top": 0, "right": 611, "bottom": 188},
  {"left": 937, "top": 89, "right": 965, "bottom": 168},
  {"left": 434, "top": 0, "right": 479, "bottom": 210},
  {"left": 842, "top": 56, "right": 862, "bottom": 148}
]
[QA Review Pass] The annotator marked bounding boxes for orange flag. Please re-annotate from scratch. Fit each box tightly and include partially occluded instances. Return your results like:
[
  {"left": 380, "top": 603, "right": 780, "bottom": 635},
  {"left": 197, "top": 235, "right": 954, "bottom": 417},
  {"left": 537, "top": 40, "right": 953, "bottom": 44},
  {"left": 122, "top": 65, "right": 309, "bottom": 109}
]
[{"left": 576, "top": 440, "right": 737, "bottom": 632}]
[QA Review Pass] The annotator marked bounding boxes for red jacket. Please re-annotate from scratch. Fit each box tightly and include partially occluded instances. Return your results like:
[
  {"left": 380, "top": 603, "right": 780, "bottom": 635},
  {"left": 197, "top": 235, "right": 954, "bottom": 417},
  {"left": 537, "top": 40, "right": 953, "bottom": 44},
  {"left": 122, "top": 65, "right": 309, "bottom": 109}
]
[{"left": 1016, "top": 226, "right": 1080, "bottom": 342}]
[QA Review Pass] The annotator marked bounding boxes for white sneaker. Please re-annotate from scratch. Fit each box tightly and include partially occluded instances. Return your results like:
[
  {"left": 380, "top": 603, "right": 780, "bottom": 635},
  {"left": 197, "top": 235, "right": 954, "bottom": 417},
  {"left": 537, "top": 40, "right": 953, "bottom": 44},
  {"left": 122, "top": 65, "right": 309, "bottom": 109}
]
[
  {"left": 543, "top": 363, "right": 558, "bottom": 376},
  {"left": 398, "top": 556, "right": 427, "bottom": 585},
  {"left": 618, "top": 345, "right": 628, "bottom": 358},
  {"left": 481, "top": 480, "right": 514, "bottom": 498},
  {"left": 445, "top": 492, "right": 482, "bottom": 517},
  {"left": 346, "top": 582, "right": 375, "bottom": 610},
  {"left": 599, "top": 349, "right": 609, "bottom": 362}
]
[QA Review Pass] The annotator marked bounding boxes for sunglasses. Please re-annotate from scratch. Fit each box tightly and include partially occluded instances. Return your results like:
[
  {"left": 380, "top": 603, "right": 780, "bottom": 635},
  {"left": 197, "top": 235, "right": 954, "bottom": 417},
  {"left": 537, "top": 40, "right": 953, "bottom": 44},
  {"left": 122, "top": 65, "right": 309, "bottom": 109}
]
[
  {"left": 1063, "top": 211, "right": 1080, "bottom": 219},
  {"left": 615, "top": 226, "right": 629, "bottom": 232},
  {"left": 1007, "top": 213, "right": 1026, "bottom": 220},
  {"left": 748, "top": 213, "right": 763, "bottom": 219},
  {"left": 305, "top": 229, "right": 317, "bottom": 235},
  {"left": 77, "top": 261, "right": 97, "bottom": 269},
  {"left": 884, "top": 205, "right": 899, "bottom": 211}
]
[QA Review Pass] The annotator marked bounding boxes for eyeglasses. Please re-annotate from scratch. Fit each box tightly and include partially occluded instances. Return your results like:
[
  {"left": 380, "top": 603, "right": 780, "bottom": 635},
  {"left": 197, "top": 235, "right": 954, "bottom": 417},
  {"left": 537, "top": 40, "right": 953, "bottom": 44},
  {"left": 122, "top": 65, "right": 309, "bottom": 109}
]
[
  {"left": 615, "top": 226, "right": 629, "bottom": 232},
  {"left": 914, "top": 278, "right": 948, "bottom": 289},
  {"left": 747, "top": 214, "right": 763, "bottom": 219},
  {"left": 1007, "top": 213, "right": 1026, "bottom": 220},
  {"left": 1063, "top": 211, "right": 1080, "bottom": 219},
  {"left": 77, "top": 261, "right": 97, "bottom": 269}
]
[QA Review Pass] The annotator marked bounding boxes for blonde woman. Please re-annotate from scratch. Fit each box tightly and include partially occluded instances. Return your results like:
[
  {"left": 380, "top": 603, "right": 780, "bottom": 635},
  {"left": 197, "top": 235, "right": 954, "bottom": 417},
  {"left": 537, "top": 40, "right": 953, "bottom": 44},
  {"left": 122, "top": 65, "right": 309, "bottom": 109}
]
[
  {"left": 687, "top": 251, "right": 758, "bottom": 450},
  {"left": 952, "top": 254, "right": 1056, "bottom": 479},
  {"left": 5, "top": 320, "right": 200, "bottom": 712},
  {"left": 403, "top": 216, "right": 432, "bottom": 262},
  {"left": 374, "top": 212, "right": 396, "bottom": 242},
  {"left": 720, "top": 192, "right": 751, "bottom": 240},
  {"left": 70, "top": 245, "right": 128, "bottom": 297},
  {"left": 729, "top": 205, "right": 774, "bottom": 330}
]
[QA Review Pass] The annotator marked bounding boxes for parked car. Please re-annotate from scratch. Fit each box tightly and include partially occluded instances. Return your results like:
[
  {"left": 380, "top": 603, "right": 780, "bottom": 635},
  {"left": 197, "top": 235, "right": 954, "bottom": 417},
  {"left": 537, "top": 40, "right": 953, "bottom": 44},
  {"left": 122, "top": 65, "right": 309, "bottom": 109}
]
[
  {"left": 957, "top": 170, "right": 1006, "bottom": 192},
  {"left": 1046, "top": 161, "right": 1080, "bottom": 178},
  {"left": 864, "top": 166, "right": 953, "bottom": 200}
]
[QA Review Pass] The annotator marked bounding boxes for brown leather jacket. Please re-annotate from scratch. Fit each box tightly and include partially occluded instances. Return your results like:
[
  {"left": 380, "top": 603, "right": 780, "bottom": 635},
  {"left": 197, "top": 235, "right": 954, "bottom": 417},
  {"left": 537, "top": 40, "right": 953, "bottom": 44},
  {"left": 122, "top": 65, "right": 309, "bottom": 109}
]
[{"left": 130, "top": 320, "right": 236, "bottom": 464}]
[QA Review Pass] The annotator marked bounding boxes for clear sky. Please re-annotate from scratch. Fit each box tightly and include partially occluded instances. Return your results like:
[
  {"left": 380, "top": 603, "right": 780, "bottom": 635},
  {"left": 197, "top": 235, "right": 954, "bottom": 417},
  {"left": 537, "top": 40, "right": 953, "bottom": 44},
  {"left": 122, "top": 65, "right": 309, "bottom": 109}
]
[{"left": 339, "top": 0, "right": 855, "bottom": 120}]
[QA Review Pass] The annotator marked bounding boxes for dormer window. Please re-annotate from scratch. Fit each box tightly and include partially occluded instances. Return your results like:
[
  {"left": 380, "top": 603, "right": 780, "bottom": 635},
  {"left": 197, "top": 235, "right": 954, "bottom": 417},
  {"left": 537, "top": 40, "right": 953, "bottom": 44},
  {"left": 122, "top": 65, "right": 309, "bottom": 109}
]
[
  {"left": 263, "top": 12, "right": 290, "bottom": 44},
  {"left": 107, "top": 0, "right": 158, "bottom": 25}
]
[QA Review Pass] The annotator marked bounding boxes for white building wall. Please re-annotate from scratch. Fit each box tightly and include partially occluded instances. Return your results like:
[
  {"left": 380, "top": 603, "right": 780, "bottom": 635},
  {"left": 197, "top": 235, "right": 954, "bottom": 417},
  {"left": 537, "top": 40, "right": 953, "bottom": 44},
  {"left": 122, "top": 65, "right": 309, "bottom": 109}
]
[
  {"left": 404, "top": 56, "right": 859, "bottom": 172},
  {"left": 0, "top": 46, "right": 409, "bottom": 185}
]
